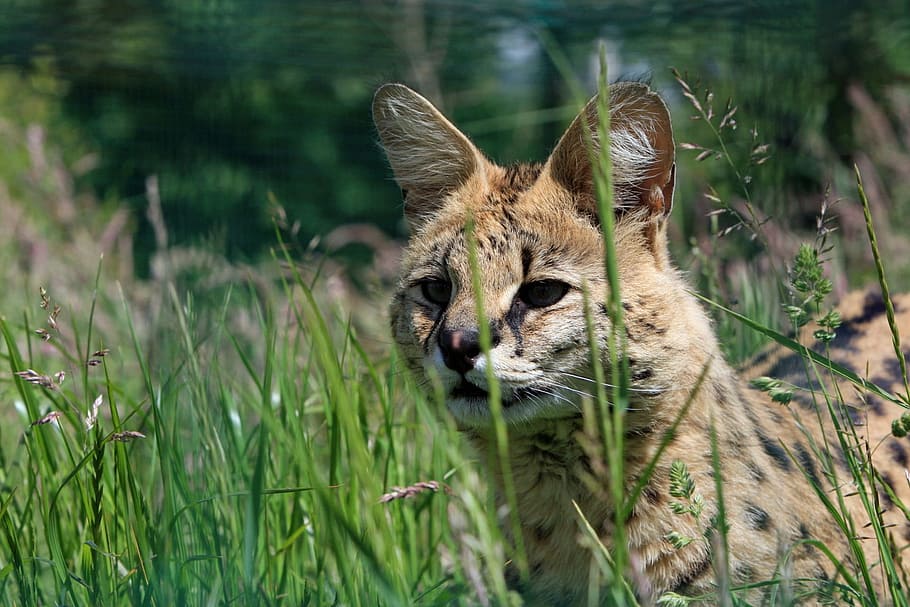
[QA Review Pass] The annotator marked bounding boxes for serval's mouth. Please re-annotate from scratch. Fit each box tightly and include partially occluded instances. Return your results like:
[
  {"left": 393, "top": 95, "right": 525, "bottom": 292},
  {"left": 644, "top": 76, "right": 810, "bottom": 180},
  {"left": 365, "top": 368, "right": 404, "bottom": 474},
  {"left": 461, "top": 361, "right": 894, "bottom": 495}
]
[
  {"left": 451, "top": 379, "right": 488, "bottom": 400},
  {"left": 451, "top": 380, "right": 552, "bottom": 409}
]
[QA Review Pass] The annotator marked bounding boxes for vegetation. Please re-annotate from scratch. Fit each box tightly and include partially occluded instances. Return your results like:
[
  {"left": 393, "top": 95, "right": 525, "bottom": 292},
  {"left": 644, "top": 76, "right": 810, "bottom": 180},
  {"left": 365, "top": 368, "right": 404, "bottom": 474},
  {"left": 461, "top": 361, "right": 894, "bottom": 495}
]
[
  {"left": 2, "top": 3, "right": 910, "bottom": 605},
  {"left": 1, "top": 2, "right": 909, "bottom": 275}
]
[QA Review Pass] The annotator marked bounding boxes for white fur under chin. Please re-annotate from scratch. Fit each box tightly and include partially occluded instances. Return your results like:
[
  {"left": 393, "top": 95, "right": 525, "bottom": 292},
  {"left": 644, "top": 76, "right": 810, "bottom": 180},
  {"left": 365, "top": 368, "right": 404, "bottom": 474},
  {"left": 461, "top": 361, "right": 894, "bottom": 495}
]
[
  {"left": 445, "top": 393, "right": 583, "bottom": 428},
  {"left": 425, "top": 347, "right": 582, "bottom": 427}
]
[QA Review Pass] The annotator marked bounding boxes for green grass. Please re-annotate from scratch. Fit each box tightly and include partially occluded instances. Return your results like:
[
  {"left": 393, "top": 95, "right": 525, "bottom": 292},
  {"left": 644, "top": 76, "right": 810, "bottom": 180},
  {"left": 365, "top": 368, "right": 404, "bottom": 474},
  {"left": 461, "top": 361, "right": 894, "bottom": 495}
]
[
  {"left": 0, "top": 251, "right": 519, "bottom": 605},
  {"left": 1, "top": 61, "right": 909, "bottom": 606},
  {"left": 3, "top": 193, "right": 906, "bottom": 606}
]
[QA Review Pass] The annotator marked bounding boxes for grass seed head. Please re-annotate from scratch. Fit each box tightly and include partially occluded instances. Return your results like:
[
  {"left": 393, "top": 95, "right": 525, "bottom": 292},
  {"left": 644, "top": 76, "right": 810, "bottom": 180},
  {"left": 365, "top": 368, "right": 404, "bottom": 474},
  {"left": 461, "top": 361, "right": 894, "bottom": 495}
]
[
  {"left": 31, "top": 410, "right": 62, "bottom": 426},
  {"left": 379, "top": 480, "right": 447, "bottom": 503},
  {"left": 109, "top": 430, "right": 145, "bottom": 442},
  {"left": 85, "top": 394, "right": 103, "bottom": 430},
  {"left": 15, "top": 369, "right": 57, "bottom": 389}
]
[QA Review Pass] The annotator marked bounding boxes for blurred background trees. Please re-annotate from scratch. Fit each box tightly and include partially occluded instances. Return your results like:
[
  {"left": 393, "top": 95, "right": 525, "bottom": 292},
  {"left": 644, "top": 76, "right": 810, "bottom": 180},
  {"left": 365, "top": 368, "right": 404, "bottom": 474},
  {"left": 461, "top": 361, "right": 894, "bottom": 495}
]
[{"left": 0, "top": 0, "right": 908, "bottom": 285}]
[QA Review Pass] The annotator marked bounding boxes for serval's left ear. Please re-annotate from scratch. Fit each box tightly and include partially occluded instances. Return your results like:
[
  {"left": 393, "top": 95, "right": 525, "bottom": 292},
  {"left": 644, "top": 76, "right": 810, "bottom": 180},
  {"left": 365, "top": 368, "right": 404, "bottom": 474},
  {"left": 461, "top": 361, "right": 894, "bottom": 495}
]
[{"left": 546, "top": 82, "right": 676, "bottom": 223}]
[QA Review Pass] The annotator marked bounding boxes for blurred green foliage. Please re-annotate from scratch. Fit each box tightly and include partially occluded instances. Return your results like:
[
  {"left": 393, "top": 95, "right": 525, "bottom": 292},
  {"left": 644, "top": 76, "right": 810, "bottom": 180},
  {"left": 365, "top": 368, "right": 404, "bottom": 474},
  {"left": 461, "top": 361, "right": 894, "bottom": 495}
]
[{"left": 0, "top": 0, "right": 908, "bottom": 276}]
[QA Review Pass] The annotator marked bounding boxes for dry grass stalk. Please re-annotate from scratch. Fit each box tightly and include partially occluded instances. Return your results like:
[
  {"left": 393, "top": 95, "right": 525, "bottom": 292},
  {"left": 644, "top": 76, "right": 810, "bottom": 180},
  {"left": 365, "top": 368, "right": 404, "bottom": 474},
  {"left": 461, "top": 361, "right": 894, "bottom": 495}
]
[
  {"left": 379, "top": 480, "right": 449, "bottom": 503},
  {"left": 109, "top": 430, "right": 146, "bottom": 442}
]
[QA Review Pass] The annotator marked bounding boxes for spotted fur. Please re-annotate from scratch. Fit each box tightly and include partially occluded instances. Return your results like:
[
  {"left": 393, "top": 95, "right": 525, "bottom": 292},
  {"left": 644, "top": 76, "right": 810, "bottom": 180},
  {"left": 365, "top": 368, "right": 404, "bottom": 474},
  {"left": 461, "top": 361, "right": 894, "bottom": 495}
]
[{"left": 373, "top": 82, "right": 910, "bottom": 604}]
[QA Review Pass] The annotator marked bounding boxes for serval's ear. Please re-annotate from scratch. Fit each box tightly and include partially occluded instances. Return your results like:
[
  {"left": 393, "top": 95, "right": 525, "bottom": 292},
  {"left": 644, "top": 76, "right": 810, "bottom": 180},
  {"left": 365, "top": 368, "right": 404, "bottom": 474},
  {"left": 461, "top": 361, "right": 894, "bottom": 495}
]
[
  {"left": 547, "top": 82, "right": 675, "bottom": 223},
  {"left": 373, "top": 83, "right": 488, "bottom": 232}
]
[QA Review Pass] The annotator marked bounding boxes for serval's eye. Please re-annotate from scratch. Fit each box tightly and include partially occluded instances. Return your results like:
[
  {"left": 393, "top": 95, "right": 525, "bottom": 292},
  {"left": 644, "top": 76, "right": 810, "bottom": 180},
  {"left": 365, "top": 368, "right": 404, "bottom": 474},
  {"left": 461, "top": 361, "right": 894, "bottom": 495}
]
[
  {"left": 420, "top": 280, "right": 452, "bottom": 306},
  {"left": 520, "top": 280, "right": 570, "bottom": 308}
]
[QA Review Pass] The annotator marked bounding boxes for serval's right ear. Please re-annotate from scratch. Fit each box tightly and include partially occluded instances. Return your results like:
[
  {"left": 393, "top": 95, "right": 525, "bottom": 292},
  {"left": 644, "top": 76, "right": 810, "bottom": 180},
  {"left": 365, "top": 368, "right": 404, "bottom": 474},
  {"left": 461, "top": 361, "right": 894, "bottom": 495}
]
[{"left": 372, "top": 83, "right": 488, "bottom": 232}]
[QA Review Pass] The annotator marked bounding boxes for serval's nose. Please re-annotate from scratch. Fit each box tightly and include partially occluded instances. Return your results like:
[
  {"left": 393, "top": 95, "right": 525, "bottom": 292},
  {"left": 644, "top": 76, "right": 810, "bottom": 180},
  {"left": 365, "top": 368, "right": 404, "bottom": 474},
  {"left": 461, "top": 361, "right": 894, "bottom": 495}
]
[{"left": 438, "top": 326, "right": 500, "bottom": 374}]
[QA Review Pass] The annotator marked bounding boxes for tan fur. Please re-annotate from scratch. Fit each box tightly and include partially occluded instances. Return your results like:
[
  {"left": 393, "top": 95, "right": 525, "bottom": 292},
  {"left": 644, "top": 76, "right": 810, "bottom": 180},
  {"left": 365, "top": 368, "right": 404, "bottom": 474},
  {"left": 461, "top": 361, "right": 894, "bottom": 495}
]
[{"left": 374, "top": 82, "right": 910, "bottom": 605}]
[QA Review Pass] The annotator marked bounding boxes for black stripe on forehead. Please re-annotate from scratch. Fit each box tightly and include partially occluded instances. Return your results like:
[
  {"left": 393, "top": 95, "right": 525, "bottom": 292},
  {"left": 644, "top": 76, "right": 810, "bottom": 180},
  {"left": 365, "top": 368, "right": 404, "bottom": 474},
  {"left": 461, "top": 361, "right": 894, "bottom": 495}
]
[
  {"left": 504, "top": 163, "right": 543, "bottom": 188},
  {"left": 486, "top": 163, "right": 543, "bottom": 206},
  {"left": 521, "top": 247, "right": 532, "bottom": 277},
  {"left": 474, "top": 231, "right": 509, "bottom": 256}
]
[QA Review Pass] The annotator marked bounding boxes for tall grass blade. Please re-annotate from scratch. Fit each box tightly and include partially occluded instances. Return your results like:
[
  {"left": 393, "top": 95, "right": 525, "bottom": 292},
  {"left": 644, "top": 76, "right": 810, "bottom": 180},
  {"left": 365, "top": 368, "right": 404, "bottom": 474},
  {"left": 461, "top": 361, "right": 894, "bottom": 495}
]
[
  {"left": 464, "top": 214, "right": 528, "bottom": 580},
  {"left": 856, "top": 165, "right": 910, "bottom": 405}
]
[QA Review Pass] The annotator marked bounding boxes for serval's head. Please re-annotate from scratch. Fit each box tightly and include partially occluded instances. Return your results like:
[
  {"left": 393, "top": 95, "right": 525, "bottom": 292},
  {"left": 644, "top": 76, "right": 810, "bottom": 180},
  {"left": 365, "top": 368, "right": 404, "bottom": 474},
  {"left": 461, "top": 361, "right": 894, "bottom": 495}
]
[{"left": 374, "top": 82, "right": 696, "bottom": 429}]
